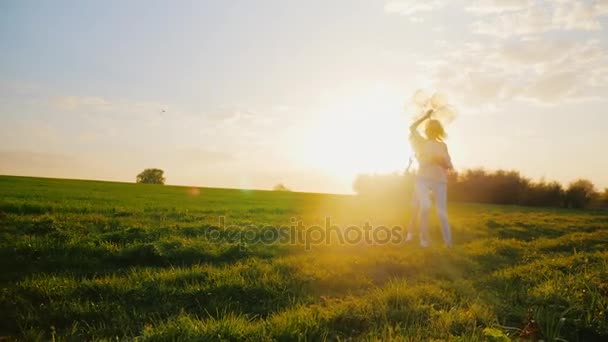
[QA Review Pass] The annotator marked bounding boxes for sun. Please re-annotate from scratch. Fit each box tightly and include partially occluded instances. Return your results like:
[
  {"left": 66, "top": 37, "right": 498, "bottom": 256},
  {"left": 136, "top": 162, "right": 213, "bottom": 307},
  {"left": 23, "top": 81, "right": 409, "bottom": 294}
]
[{"left": 300, "top": 84, "right": 412, "bottom": 179}]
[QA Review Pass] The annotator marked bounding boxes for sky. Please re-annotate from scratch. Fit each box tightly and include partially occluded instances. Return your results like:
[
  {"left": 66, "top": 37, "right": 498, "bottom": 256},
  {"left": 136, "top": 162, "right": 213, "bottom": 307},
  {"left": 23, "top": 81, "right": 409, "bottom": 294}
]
[{"left": 1, "top": 0, "right": 607, "bottom": 194}]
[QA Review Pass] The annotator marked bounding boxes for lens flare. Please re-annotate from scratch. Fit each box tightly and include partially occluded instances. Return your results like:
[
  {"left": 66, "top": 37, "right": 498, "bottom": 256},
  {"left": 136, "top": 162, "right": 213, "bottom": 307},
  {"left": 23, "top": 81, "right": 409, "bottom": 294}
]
[{"left": 187, "top": 187, "right": 201, "bottom": 196}]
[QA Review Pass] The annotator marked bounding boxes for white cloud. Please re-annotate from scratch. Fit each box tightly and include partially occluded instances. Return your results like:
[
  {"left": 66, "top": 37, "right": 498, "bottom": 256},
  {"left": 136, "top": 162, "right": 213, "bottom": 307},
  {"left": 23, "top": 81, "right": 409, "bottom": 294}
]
[
  {"left": 499, "top": 39, "right": 576, "bottom": 66},
  {"left": 431, "top": 38, "right": 608, "bottom": 105},
  {"left": 471, "top": 0, "right": 608, "bottom": 37},
  {"left": 385, "top": 0, "right": 608, "bottom": 36},
  {"left": 272, "top": 105, "right": 291, "bottom": 113},
  {"left": 553, "top": 0, "right": 607, "bottom": 31},
  {"left": 466, "top": 0, "right": 531, "bottom": 14},
  {"left": 384, "top": 0, "right": 446, "bottom": 16},
  {"left": 522, "top": 71, "right": 583, "bottom": 102},
  {"left": 207, "top": 105, "right": 259, "bottom": 126},
  {"left": 172, "top": 147, "right": 233, "bottom": 164},
  {"left": 409, "top": 16, "right": 425, "bottom": 23},
  {"left": 471, "top": 5, "right": 555, "bottom": 37}
]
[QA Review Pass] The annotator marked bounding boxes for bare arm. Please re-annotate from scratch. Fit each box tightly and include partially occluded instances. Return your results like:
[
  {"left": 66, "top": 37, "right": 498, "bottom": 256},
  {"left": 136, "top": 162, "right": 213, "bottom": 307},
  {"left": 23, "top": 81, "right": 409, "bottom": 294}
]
[{"left": 409, "top": 109, "right": 433, "bottom": 133}]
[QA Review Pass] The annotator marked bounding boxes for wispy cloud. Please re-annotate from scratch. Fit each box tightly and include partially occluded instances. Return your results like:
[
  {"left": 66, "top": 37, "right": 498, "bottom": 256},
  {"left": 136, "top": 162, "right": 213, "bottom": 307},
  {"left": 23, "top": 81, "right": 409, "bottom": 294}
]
[
  {"left": 50, "top": 96, "right": 109, "bottom": 111},
  {"left": 554, "top": 0, "right": 608, "bottom": 31},
  {"left": 207, "top": 105, "right": 258, "bottom": 126},
  {"left": 430, "top": 38, "right": 608, "bottom": 105},
  {"left": 385, "top": 0, "right": 608, "bottom": 36},
  {"left": 383, "top": 0, "right": 608, "bottom": 105},
  {"left": 471, "top": 0, "right": 608, "bottom": 37},
  {"left": 175, "top": 147, "right": 232, "bottom": 163},
  {"left": 466, "top": 0, "right": 531, "bottom": 14},
  {"left": 48, "top": 95, "right": 171, "bottom": 121},
  {"left": 384, "top": 0, "right": 446, "bottom": 17}
]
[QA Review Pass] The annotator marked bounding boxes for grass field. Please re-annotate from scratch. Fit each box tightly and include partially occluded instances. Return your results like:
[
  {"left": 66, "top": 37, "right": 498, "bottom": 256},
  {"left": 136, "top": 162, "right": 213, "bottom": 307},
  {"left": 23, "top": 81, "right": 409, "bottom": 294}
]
[{"left": 1, "top": 175, "right": 607, "bottom": 341}]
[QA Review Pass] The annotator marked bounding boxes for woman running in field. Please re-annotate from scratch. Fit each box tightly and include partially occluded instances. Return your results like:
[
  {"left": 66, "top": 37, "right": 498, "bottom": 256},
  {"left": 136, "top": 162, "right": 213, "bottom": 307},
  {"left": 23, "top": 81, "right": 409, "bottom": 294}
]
[{"left": 408, "top": 109, "right": 453, "bottom": 247}]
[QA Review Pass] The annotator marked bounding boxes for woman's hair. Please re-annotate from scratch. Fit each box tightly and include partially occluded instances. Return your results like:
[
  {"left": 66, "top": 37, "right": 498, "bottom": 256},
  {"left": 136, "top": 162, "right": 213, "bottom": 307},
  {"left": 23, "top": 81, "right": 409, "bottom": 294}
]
[{"left": 425, "top": 119, "right": 446, "bottom": 140}]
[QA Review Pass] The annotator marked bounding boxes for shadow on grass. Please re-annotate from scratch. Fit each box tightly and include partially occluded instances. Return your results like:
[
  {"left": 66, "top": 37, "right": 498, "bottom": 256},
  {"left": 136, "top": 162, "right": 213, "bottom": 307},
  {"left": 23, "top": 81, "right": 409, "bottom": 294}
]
[
  {"left": 0, "top": 239, "right": 290, "bottom": 283},
  {"left": 486, "top": 219, "right": 566, "bottom": 241}
]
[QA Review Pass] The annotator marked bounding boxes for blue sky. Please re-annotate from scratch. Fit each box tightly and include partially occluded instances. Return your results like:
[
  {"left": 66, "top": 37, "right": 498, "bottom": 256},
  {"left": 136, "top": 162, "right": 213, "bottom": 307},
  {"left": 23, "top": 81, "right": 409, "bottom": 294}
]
[{"left": 1, "top": 0, "right": 608, "bottom": 193}]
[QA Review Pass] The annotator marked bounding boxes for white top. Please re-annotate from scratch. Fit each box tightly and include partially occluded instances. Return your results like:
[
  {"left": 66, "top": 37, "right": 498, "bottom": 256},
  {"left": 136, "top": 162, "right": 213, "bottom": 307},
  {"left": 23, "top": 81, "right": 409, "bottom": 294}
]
[{"left": 410, "top": 130, "right": 453, "bottom": 183}]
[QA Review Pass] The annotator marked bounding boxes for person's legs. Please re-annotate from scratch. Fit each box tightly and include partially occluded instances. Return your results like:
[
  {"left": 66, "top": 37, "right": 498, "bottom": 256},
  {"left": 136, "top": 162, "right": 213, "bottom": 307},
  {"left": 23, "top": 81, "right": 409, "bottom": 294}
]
[
  {"left": 405, "top": 192, "right": 419, "bottom": 242},
  {"left": 415, "top": 178, "right": 432, "bottom": 247},
  {"left": 432, "top": 181, "right": 452, "bottom": 247}
]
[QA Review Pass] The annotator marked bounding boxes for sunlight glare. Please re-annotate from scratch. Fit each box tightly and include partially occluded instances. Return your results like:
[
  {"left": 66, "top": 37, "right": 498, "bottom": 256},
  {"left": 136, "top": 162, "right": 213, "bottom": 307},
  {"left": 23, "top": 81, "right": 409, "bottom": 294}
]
[{"left": 301, "top": 84, "right": 411, "bottom": 179}]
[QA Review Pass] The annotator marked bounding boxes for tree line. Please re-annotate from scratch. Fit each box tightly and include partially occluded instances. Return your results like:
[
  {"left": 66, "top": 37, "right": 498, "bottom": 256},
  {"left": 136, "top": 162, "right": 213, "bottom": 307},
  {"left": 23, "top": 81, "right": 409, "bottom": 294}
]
[{"left": 353, "top": 169, "right": 608, "bottom": 210}]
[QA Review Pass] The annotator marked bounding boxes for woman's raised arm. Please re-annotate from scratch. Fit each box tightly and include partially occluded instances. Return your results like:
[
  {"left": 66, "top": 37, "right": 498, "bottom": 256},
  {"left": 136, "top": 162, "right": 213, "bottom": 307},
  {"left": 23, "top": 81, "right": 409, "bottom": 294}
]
[{"left": 410, "top": 109, "right": 433, "bottom": 133}]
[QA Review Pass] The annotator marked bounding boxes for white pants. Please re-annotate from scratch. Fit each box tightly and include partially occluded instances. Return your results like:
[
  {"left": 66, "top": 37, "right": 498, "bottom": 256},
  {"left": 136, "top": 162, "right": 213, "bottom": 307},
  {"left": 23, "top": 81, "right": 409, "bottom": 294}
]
[{"left": 414, "top": 178, "right": 452, "bottom": 247}]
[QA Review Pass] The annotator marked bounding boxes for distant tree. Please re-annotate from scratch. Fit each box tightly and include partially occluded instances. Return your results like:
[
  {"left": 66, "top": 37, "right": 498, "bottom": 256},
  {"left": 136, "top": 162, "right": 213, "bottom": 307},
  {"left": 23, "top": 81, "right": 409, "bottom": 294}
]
[
  {"left": 489, "top": 170, "right": 530, "bottom": 204},
  {"left": 136, "top": 168, "right": 165, "bottom": 185},
  {"left": 273, "top": 183, "right": 290, "bottom": 191},
  {"left": 599, "top": 188, "right": 608, "bottom": 209},
  {"left": 352, "top": 172, "right": 411, "bottom": 202},
  {"left": 352, "top": 174, "right": 369, "bottom": 195},
  {"left": 353, "top": 168, "right": 601, "bottom": 210},
  {"left": 522, "top": 181, "right": 564, "bottom": 207},
  {"left": 565, "top": 179, "right": 596, "bottom": 209}
]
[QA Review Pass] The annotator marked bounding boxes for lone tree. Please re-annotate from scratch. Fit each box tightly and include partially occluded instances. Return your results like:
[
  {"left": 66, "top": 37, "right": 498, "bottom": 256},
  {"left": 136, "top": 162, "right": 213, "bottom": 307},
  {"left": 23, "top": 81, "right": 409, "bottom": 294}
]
[
  {"left": 273, "top": 183, "right": 290, "bottom": 191},
  {"left": 136, "top": 168, "right": 165, "bottom": 185}
]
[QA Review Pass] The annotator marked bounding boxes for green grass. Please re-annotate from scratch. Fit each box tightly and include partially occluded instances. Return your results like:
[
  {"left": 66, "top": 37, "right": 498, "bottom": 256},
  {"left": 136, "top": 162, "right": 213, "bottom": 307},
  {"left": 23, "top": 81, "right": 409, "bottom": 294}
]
[{"left": 1, "top": 175, "right": 607, "bottom": 341}]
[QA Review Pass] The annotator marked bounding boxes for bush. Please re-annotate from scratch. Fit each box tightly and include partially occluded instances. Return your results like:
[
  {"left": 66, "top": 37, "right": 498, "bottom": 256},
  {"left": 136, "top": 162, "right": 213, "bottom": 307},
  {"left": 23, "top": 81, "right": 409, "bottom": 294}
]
[
  {"left": 522, "top": 181, "right": 565, "bottom": 207},
  {"left": 451, "top": 169, "right": 529, "bottom": 204},
  {"left": 565, "top": 179, "right": 596, "bottom": 209},
  {"left": 353, "top": 172, "right": 413, "bottom": 202},
  {"left": 354, "top": 169, "right": 599, "bottom": 210},
  {"left": 273, "top": 183, "right": 290, "bottom": 191},
  {"left": 597, "top": 189, "right": 608, "bottom": 209}
]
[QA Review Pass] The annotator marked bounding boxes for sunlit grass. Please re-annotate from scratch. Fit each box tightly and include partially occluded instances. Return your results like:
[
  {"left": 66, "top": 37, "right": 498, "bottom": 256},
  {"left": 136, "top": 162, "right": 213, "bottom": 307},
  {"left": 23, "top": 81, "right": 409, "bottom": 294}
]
[{"left": 1, "top": 175, "right": 607, "bottom": 340}]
